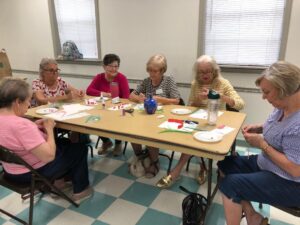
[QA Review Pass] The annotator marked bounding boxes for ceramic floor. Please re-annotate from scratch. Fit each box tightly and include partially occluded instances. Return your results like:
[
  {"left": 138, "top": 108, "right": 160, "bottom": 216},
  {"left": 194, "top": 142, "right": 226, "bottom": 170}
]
[{"left": 0, "top": 136, "right": 299, "bottom": 225}]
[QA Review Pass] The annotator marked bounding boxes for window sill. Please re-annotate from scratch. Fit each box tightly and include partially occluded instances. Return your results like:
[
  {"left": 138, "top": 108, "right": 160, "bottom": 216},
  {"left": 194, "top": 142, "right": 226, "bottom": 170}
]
[
  {"left": 56, "top": 58, "right": 102, "bottom": 65},
  {"left": 220, "top": 64, "right": 267, "bottom": 74}
]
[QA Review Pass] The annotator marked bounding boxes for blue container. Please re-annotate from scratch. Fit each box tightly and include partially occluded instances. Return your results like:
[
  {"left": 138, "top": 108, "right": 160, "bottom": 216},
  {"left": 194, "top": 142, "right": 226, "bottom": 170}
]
[{"left": 144, "top": 95, "right": 157, "bottom": 114}]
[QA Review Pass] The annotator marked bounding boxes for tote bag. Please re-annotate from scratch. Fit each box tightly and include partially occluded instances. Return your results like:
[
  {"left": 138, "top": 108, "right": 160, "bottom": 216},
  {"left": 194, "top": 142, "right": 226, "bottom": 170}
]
[{"left": 0, "top": 49, "right": 12, "bottom": 79}]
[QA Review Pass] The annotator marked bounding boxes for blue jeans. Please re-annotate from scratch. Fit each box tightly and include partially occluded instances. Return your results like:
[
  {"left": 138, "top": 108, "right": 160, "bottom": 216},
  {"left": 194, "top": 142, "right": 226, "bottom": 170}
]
[
  {"left": 4, "top": 139, "right": 89, "bottom": 193},
  {"left": 217, "top": 155, "right": 300, "bottom": 207}
]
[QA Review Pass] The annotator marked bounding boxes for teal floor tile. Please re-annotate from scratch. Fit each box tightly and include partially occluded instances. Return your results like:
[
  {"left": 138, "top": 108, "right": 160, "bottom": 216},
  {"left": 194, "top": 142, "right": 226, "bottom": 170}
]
[
  {"left": 136, "top": 208, "right": 181, "bottom": 225},
  {"left": 120, "top": 182, "right": 160, "bottom": 207},
  {"left": 112, "top": 163, "right": 137, "bottom": 180},
  {"left": 0, "top": 217, "right": 6, "bottom": 224},
  {"left": 205, "top": 203, "right": 225, "bottom": 225},
  {"left": 0, "top": 186, "right": 12, "bottom": 199},
  {"left": 89, "top": 170, "right": 108, "bottom": 186},
  {"left": 168, "top": 175, "right": 200, "bottom": 194},
  {"left": 269, "top": 219, "right": 294, "bottom": 225},
  {"left": 69, "top": 191, "right": 116, "bottom": 218},
  {"left": 92, "top": 220, "right": 110, "bottom": 225},
  {"left": 15, "top": 199, "right": 64, "bottom": 225}
]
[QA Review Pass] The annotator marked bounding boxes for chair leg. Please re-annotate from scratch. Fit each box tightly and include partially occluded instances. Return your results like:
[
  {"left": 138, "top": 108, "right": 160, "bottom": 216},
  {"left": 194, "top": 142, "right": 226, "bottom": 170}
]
[
  {"left": 167, "top": 151, "right": 175, "bottom": 174},
  {"left": 259, "top": 202, "right": 263, "bottom": 209},
  {"left": 29, "top": 176, "right": 35, "bottom": 225},
  {"left": 186, "top": 155, "right": 194, "bottom": 172},
  {"left": 123, "top": 141, "right": 128, "bottom": 155},
  {"left": 95, "top": 136, "right": 101, "bottom": 149},
  {"left": 87, "top": 144, "right": 93, "bottom": 158}
]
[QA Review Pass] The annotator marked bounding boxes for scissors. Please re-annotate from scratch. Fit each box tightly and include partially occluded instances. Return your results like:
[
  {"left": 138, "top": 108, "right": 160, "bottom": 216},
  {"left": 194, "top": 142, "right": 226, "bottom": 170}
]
[{"left": 85, "top": 115, "right": 101, "bottom": 123}]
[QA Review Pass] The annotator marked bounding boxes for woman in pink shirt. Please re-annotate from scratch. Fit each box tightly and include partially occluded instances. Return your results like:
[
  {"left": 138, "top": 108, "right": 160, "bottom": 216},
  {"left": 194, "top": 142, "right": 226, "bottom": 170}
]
[
  {"left": 86, "top": 54, "right": 130, "bottom": 156},
  {"left": 0, "top": 78, "right": 92, "bottom": 204}
]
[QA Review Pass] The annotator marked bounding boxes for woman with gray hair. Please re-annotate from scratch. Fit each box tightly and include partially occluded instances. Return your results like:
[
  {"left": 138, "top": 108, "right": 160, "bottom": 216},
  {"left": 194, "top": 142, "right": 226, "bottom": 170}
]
[
  {"left": 0, "top": 78, "right": 92, "bottom": 204},
  {"left": 32, "top": 58, "right": 84, "bottom": 106},
  {"left": 157, "top": 55, "right": 244, "bottom": 188},
  {"left": 218, "top": 61, "right": 300, "bottom": 225}
]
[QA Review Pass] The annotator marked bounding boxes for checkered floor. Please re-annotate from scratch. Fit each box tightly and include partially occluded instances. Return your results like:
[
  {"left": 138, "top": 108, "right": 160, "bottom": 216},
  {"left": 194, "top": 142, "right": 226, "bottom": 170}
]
[{"left": 0, "top": 136, "right": 299, "bottom": 225}]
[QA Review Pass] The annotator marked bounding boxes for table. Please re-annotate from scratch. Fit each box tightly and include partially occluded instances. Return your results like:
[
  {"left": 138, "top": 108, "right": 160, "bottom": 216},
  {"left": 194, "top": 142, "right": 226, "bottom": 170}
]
[{"left": 26, "top": 99, "right": 246, "bottom": 224}]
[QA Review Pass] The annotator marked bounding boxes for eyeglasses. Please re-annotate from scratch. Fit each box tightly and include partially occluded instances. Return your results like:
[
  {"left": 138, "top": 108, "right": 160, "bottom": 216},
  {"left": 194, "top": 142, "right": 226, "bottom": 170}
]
[
  {"left": 198, "top": 70, "right": 212, "bottom": 75},
  {"left": 43, "top": 68, "right": 60, "bottom": 74},
  {"left": 106, "top": 64, "right": 119, "bottom": 69}
]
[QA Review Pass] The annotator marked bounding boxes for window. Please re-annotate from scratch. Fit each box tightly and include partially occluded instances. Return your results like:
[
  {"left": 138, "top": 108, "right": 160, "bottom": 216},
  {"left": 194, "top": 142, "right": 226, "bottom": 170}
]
[
  {"left": 49, "top": 0, "right": 100, "bottom": 62},
  {"left": 199, "top": 0, "right": 291, "bottom": 68}
]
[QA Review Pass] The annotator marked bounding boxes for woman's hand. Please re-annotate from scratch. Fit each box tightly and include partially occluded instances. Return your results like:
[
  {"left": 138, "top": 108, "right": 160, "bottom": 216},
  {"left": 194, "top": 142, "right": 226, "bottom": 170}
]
[
  {"left": 197, "top": 88, "right": 209, "bottom": 100},
  {"left": 137, "top": 93, "right": 146, "bottom": 103},
  {"left": 243, "top": 132, "right": 265, "bottom": 149},
  {"left": 42, "top": 119, "right": 56, "bottom": 133},
  {"left": 242, "top": 124, "right": 263, "bottom": 134}
]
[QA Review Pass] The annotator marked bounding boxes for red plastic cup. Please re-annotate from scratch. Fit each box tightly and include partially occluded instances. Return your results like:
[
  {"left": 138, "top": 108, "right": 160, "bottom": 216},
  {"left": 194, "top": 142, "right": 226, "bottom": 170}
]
[{"left": 110, "top": 82, "right": 119, "bottom": 98}]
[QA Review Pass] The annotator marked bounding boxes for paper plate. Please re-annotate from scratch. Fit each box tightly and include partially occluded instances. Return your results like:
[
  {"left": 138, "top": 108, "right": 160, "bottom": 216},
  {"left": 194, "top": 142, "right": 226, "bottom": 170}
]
[
  {"left": 171, "top": 108, "right": 192, "bottom": 115},
  {"left": 36, "top": 108, "right": 58, "bottom": 115},
  {"left": 193, "top": 131, "right": 223, "bottom": 143},
  {"left": 95, "top": 97, "right": 109, "bottom": 102}
]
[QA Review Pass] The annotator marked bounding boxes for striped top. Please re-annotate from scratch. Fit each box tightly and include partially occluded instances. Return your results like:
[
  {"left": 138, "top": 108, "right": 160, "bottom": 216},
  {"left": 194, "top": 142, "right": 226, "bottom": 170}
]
[
  {"left": 133, "top": 75, "right": 180, "bottom": 99},
  {"left": 257, "top": 108, "right": 300, "bottom": 182}
]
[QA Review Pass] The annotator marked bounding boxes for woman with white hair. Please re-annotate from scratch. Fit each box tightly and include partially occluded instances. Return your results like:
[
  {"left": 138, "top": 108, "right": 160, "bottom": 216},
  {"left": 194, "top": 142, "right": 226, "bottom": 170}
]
[
  {"left": 32, "top": 58, "right": 84, "bottom": 106},
  {"left": 156, "top": 55, "right": 244, "bottom": 188}
]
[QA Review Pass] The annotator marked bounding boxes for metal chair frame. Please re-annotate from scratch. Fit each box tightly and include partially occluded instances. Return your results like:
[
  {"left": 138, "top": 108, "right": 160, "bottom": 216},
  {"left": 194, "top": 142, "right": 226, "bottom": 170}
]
[{"left": 0, "top": 146, "right": 78, "bottom": 225}]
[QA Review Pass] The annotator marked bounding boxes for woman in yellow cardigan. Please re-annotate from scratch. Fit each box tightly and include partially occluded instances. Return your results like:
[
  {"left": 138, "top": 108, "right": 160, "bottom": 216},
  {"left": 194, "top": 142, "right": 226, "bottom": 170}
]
[{"left": 157, "top": 55, "right": 245, "bottom": 188}]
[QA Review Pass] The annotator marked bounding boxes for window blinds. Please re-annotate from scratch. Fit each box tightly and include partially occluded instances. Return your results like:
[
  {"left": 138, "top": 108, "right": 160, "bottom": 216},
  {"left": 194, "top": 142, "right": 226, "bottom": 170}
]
[
  {"left": 54, "top": 0, "right": 98, "bottom": 58},
  {"left": 204, "top": 0, "right": 286, "bottom": 66}
]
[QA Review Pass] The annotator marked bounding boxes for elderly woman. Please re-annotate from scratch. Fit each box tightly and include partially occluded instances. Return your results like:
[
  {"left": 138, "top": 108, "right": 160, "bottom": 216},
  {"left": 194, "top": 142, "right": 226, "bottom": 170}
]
[
  {"left": 32, "top": 58, "right": 84, "bottom": 106},
  {"left": 129, "top": 54, "right": 181, "bottom": 178},
  {"left": 0, "top": 78, "right": 92, "bottom": 203},
  {"left": 157, "top": 55, "right": 244, "bottom": 188},
  {"left": 86, "top": 54, "right": 130, "bottom": 156},
  {"left": 218, "top": 61, "right": 300, "bottom": 225}
]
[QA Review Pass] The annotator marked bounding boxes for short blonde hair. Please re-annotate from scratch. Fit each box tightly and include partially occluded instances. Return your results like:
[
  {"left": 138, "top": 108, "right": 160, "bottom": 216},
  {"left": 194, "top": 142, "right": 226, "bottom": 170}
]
[
  {"left": 256, "top": 61, "right": 300, "bottom": 99},
  {"left": 146, "top": 54, "right": 167, "bottom": 73},
  {"left": 39, "top": 58, "right": 58, "bottom": 78},
  {"left": 193, "top": 55, "right": 221, "bottom": 82}
]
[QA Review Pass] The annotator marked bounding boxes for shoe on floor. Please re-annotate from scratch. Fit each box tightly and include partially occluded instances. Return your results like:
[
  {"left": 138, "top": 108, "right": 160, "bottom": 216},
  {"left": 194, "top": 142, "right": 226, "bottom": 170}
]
[
  {"left": 51, "top": 180, "right": 73, "bottom": 199},
  {"left": 112, "top": 143, "right": 122, "bottom": 156},
  {"left": 156, "top": 174, "right": 173, "bottom": 188},
  {"left": 97, "top": 141, "right": 113, "bottom": 155},
  {"left": 197, "top": 168, "right": 207, "bottom": 185},
  {"left": 72, "top": 186, "right": 93, "bottom": 204}
]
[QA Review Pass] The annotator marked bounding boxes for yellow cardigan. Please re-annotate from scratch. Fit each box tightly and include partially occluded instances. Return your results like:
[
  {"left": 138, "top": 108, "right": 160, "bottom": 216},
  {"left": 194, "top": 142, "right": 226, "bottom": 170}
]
[{"left": 187, "top": 76, "right": 245, "bottom": 111}]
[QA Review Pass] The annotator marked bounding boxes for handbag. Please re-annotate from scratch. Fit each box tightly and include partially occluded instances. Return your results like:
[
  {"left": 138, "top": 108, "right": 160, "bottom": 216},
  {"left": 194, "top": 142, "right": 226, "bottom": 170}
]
[
  {"left": 0, "top": 49, "right": 12, "bottom": 79},
  {"left": 180, "top": 186, "right": 207, "bottom": 225}
]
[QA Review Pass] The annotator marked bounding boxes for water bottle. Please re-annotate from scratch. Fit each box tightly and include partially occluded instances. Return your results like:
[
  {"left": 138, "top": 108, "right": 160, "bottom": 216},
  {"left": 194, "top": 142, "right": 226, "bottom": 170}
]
[{"left": 207, "top": 90, "right": 220, "bottom": 125}]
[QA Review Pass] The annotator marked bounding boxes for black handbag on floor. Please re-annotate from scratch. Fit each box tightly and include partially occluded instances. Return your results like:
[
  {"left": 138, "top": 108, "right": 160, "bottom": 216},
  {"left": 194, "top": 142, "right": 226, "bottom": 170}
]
[{"left": 180, "top": 186, "right": 208, "bottom": 225}]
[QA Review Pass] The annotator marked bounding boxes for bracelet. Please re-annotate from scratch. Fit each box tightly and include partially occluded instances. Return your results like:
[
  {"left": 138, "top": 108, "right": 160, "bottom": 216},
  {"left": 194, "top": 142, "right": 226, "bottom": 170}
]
[{"left": 262, "top": 143, "right": 270, "bottom": 153}]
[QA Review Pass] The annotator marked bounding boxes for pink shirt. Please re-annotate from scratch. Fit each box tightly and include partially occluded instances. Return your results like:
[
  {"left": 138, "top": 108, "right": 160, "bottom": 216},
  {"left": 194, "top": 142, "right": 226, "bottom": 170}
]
[
  {"left": 86, "top": 73, "right": 130, "bottom": 98},
  {"left": 0, "top": 115, "right": 47, "bottom": 174}
]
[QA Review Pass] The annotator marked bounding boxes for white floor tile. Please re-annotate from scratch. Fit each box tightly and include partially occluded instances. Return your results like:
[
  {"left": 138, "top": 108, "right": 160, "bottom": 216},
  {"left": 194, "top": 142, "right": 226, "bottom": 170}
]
[
  {"left": 150, "top": 189, "right": 186, "bottom": 217},
  {"left": 94, "top": 174, "right": 134, "bottom": 197},
  {"left": 89, "top": 157, "right": 123, "bottom": 174},
  {"left": 47, "top": 209, "right": 95, "bottom": 225},
  {"left": 98, "top": 198, "right": 147, "bottom": 225}
]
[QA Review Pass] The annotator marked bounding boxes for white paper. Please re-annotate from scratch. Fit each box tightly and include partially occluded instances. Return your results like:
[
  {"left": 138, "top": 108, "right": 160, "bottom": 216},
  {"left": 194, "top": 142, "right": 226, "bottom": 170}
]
[
  {"left": 189, "top": 109, "right": 223, "bottom": 119},
  {"left": 45, "top": 112, "right": 90, "bottom": 121}
]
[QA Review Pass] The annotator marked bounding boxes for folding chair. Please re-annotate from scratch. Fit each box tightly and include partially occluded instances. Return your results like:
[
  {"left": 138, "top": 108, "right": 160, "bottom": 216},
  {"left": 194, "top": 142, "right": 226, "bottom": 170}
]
[{"left": 0, "top": 146, "right": 78, "bottom": 225}]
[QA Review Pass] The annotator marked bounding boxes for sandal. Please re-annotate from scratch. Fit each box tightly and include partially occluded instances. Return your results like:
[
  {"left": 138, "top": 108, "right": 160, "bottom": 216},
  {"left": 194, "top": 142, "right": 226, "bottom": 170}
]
[
  {"left": 197, "top": 167, "right": 207, "bottom": 185},
  {"left": 145, "top": 160, "right": 160, "bottom": 178}
]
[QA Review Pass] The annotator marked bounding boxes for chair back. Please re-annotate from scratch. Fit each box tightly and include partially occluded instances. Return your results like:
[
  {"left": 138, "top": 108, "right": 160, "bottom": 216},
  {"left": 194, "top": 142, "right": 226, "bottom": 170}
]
[{"left": 0, "top": 146, "right": 36, "bottom": 173}]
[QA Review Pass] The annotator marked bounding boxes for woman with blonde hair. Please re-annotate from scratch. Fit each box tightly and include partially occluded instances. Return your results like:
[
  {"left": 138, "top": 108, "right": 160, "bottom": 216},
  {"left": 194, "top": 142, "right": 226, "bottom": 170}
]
[
  {"left": 129, "top": 54, "right": 181, "bottom": 178},
  {"left": 218, "top": 61, "right": 300, "bottom": 225},
  {"left": 157, "top": 55, "right": 244, "bottom": 188}
]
